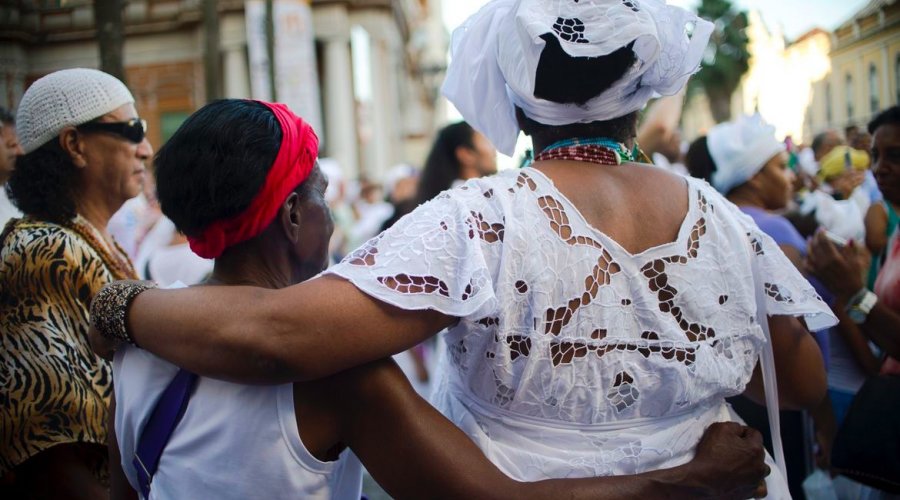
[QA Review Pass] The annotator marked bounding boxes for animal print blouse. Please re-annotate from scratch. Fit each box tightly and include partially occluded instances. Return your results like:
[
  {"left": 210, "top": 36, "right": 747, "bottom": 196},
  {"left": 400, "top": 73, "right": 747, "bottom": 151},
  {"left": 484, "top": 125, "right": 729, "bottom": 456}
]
[{"left": 0, "top": 216, "right": 137, "bottom": 476}]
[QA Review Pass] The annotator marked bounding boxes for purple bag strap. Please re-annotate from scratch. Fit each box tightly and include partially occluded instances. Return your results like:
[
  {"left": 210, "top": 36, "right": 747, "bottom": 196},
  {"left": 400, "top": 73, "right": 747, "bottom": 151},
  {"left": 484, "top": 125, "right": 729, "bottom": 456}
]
[{"left": 133, "top": 369, "right": 197, "bottom": 499}]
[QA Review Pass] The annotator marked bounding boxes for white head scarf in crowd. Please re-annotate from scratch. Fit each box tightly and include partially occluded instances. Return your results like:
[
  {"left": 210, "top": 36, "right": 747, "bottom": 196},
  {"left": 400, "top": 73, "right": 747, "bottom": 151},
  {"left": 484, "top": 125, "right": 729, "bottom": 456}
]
[
  {"left": 16, "top": 68, "right": 135, "bottom": 154},
  {"left": 707, "top": 114, "right": 786, "bottom": 194},
  {"left": 442, "top": 0, "right": 714, "bottom": 156}
]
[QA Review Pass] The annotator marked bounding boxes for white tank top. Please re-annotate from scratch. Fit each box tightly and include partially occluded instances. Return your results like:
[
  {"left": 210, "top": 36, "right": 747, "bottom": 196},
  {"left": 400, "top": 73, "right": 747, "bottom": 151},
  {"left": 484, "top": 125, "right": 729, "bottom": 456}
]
[{"left": 113, "top": 346, "right": 363, "bottom": 499}]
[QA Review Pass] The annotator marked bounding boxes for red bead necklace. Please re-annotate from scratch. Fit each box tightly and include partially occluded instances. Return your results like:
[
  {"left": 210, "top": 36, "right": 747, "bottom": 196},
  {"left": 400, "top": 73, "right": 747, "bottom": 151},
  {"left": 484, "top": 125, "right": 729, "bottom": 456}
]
[{"left": 533, "top": 144, "right": 622, "bottom": 166}]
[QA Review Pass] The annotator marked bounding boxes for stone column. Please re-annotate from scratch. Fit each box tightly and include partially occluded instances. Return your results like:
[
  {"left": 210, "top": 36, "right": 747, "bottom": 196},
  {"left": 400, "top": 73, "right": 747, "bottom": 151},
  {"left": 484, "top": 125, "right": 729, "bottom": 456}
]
[
  {"left": 882, "top": 44, "right": 891, "bottom": 108},
  {"left": 313, "top": 4, "right": 358, "bottom": 179},
  {"left": 0, "top": 43, "right": 28, "bottom": 110},
  {"left": 221, "top": 13, "right": 250, "bottom": 99},
  {"left": 323, "top": 36, "right": 359, "bottom": 179},
  {"left": 223, "top": 47, "right": 250, "bottom": 98},
  {"left": 354, "top": 10, "right": 401, "bottom": 181}
]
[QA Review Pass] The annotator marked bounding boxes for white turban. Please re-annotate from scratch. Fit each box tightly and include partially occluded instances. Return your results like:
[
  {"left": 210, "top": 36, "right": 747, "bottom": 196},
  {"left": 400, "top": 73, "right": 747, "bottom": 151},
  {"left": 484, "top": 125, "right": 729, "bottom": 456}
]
[
  {"left": 708, "top": 114, "right": 786, "bottom": 194},
  {"left": 442, "top": 0, "right": 713, "bottom": 156}
]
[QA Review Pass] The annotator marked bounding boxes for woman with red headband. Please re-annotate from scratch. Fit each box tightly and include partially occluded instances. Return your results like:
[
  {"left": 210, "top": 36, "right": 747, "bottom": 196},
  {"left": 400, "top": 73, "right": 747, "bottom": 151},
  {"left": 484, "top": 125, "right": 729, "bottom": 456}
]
[{"left": 104, "top": 99, "right": 771, "bottom": 499}]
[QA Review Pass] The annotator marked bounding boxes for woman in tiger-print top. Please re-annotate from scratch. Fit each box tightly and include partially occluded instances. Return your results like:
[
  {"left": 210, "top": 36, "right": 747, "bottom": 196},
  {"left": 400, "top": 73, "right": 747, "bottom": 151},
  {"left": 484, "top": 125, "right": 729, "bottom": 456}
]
[{"left": 0, "top": 69, "right": 151, "bottom": 498}]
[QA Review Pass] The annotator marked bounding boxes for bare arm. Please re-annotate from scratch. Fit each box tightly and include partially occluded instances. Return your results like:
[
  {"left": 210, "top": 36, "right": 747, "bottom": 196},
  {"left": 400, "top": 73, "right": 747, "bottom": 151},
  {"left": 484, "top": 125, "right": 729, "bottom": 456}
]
[
  {"left": 636, "top": 92, "right": 685, "bottom": 159},
  {"left": 854, "top": 300, "right": 900, "bottom": 358},
  {"left": 319, "top": 358, "right": 769, "bottom": 500},
  {"left": 832, "top": 302, "right": 881, "bottom": 376},
  {"left": 808, "top": 232, "right": 900, "bottom": 358},
  {"left": 742, "top": 315, "right": 827, "bottom": 411},
  {"left": 778, "top": 244, "right": 804, "bottom": 271},
  {"left": 865, "top": 202, "right": 888, "bottom": 256},
  {"left": 743, "top": 245, "right": 826, "bottom": 409},
  {"left": 108, "top": 394, "right": 139, "bottom": 500},
  {"left": 121, "top": 275, "right": 454, "bottom": 384}
]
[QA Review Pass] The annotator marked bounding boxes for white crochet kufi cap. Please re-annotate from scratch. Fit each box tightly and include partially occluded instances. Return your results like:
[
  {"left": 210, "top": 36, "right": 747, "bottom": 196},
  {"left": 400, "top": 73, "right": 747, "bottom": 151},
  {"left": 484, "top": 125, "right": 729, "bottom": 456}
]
[{"left": 16, "top": 68, "right": 135, "bottom": 154}]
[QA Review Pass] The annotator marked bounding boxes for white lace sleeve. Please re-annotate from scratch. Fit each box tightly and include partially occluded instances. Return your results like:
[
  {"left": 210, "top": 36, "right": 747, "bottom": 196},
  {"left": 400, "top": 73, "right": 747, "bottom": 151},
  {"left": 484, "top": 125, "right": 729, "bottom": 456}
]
[
  {"left": 734, "top": 207, "right": 837, "bottom": 332},
  {"left": 325, "top": 190, "right": 500, "bottom": 319}
]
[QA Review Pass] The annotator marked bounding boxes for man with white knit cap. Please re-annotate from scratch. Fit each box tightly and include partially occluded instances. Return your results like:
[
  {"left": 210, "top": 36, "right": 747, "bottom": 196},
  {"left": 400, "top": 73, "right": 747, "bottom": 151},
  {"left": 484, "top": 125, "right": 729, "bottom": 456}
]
[{"left": 0, "top": 68, "right": 150, "bottom": 497}]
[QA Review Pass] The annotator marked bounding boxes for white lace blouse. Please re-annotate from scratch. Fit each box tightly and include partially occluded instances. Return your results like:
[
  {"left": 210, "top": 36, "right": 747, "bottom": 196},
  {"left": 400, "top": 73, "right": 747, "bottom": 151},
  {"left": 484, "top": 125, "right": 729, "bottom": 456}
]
[{"left": 326, "top": 168, "right": 835, "bottom": 485}]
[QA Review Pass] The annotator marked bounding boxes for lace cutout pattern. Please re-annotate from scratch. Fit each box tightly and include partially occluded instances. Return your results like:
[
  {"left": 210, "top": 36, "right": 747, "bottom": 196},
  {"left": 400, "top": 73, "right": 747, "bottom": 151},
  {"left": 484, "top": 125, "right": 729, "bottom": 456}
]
[
  {"left": 748, "top": 233, "right": 765, "bottom": 256},
  {"left": 505, "top": 335, "right": 532, "bottom": 360},
  {"left": 549, "top": 339, "right": 697, "bottom": 367},
  {"left": 765, "top": 283, "right": 794, "bottom": 303},
  {"left": 346, "top": 235, "right": 381, "bottom": 266},
  {"left": 377, "top": 274, "right": 450, "bottom": 297},
  {"left": 510, "top": 172, "right": 538, "bottom": 193},
  {"left": 325, "top": 171, "right": 837, "bottom": 430},
  {"left": 467, "top": 211, "right": 505, "bottom": 243},
  {"left": 448, "top": 338, "right": 468, "bottom": 367},
  {"left": 477, "top": 317, "right": 500, "bottom": 328},
  {"left": 641, "top": 192, "right": 717, "bottom": 342},
  {"left": 538, "top": 194, "right": 622, "bottom": 335},
  {"left": 544, "top": 254, "right": 621, "bottom": 335},
  {"left": 607, "top": 371, "right": 640, "bottom": 412},
  {"left": 492, "top": 371, "right": 516, "bottom": 407},
  {"left": 552, "top": 17, "right": 589, "bottom": 44}
]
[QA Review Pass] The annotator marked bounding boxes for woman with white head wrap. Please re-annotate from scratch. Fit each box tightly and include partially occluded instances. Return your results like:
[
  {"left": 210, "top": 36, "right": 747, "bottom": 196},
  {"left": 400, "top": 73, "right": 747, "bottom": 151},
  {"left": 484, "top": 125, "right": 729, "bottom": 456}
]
[
  {"left": 92, "top": 1, "right": 833, "bottom": 497},
  {"left": 686, "top": 116, "right": 852, "bottom": 496}
]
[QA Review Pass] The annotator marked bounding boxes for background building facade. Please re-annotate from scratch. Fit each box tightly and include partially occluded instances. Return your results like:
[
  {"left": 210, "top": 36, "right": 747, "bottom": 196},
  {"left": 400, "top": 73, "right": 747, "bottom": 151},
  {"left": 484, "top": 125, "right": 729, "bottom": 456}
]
[
  {"left": 807, "top": 0, "right": 900, "bottom": 139},
  {"left": 0, "top": 0, "right": 447, "bottom": 180},
  {"left": 683, "top": 0, "right": 899, "bottom": 144}
]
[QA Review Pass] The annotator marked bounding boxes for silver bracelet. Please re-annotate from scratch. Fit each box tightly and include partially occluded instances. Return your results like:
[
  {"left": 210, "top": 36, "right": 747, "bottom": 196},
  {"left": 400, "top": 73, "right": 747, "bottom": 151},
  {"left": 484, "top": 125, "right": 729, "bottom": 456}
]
[{"left": 90, "top": 280, "right": 158, "bottom": 346}]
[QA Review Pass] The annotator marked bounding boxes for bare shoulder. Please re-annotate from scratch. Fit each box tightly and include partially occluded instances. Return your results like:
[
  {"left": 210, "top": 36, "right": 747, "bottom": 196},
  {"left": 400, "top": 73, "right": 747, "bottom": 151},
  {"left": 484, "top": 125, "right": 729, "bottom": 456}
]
[{"left": 624, "top": 162, "right": 691, "bottom": 187}]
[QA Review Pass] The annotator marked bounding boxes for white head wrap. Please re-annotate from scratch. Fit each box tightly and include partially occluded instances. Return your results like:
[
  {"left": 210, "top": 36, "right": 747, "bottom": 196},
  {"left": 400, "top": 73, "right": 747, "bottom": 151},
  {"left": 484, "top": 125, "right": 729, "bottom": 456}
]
[
  {"left": 442, "top": 0, "right": 713, "bottom": 156},
  {"left": 707, "top": 114, "right": 786, "bottom": 194},
  {"left": 16, "top": 68, "right": 135, "bottom": 154}
]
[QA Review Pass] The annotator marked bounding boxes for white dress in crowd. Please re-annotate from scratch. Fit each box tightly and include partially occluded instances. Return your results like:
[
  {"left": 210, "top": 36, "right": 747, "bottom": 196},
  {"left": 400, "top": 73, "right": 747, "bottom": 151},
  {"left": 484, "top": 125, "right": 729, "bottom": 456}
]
[
  {"left": 108, "top": 194, "right": 154, "bottom": 261},
  {"left": 327, "top": 168, "right": 836, "bottom": 498},
  {"left": 133, "top": 216, "right": 214, "bottom": 286},
  {"left": 0, "top": 186, "right": 21, "bottom": 229},
  {"left": 800, "top": 187, "right": 870, "bottom": 242},
  {"left": 114, "top": 284, "right": 363, "bottom": 500}
]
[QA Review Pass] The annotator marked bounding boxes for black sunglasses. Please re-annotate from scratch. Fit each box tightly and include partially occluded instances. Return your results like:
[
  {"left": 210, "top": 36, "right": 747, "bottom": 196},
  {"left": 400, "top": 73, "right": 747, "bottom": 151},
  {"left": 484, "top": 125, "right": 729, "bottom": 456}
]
[{"left": 77, "top": 118, "right": 147, "bottom": 144}]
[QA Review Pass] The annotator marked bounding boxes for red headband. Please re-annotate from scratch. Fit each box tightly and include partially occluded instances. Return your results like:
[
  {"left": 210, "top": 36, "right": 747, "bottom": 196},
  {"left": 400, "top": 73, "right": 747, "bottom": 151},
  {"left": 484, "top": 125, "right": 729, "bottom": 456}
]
[{"left": 188, "top": 101, "right": 319, "bottom": 259}]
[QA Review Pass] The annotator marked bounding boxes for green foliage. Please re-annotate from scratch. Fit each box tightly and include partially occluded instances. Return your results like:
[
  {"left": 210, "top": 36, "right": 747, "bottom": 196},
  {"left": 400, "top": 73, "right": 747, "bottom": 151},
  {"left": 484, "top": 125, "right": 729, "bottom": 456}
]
[{"left": 691, "top": 0, "right": 751, "bottom": 122}]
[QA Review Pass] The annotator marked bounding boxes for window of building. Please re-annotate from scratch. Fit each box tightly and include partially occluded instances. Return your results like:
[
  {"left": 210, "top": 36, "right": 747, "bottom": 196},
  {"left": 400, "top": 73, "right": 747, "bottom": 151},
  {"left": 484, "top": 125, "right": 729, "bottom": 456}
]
[
  {"left": 846, "top": 74, "right": 854, "bottom": 121},
  {"left": 870, "top": 64, "right": 880, "bottom": 114},
  {"left": 826, "top": 82, "right": 833, "bottom": 124}
]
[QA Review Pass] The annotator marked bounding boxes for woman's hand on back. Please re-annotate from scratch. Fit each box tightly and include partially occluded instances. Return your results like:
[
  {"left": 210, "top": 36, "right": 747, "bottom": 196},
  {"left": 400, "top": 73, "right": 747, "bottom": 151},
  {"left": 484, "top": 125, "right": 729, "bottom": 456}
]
[{"left": 688, "top": 422, "right": 770, "bottom": 499}]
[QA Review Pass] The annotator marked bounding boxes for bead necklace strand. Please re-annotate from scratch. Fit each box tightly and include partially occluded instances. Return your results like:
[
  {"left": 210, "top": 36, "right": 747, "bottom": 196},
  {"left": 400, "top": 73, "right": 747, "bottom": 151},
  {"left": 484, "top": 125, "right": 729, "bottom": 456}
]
[
  {"left": 67, "top": 215, "right": 139, "bottom": 280},
  {"left": 532, "top": 137, "right": 636, "bottom": 166}
]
